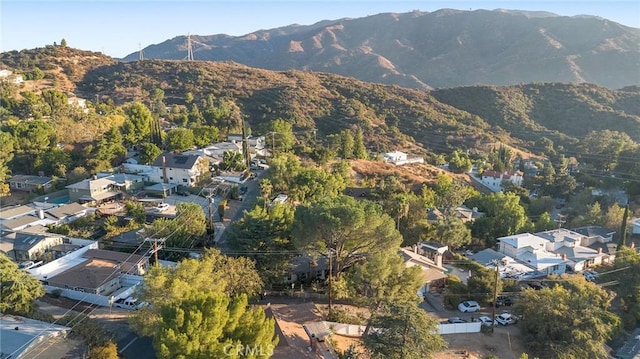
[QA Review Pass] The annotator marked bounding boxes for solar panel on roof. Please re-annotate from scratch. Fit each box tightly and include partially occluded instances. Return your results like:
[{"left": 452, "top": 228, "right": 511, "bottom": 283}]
[{"left": 174, "top": 156, "right": 188, "bottom": 164}]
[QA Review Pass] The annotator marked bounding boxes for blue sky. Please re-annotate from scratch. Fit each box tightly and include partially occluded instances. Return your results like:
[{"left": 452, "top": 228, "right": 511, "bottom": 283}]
[{"left": 1, "top": 1, "right": 639, "bottom": 58}]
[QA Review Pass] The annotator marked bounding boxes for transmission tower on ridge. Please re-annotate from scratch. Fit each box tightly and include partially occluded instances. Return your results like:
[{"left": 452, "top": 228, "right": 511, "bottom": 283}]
[
  {"left": 138, "top": 43, "right": 144, "bottom": 61},
  {"left": 186, "top": 33, "right": 194, "bottom": 61}
]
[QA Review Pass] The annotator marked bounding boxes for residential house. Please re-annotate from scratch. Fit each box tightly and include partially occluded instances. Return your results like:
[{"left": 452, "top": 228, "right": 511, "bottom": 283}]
[
  {"left": 572, "top": 226, "right": 616, "bottom": 243},
  {"left": 0, "top": 314, "right": 71, "bottom": 359},
  {"left": 46, "top": 249, "right": 149, "bottom": 295},
  {"left": 8, "top": 175, "right": 55, "bottom": 193},
  {"left": 416, "top": 241, "right": 448, "bottom": 267},
  {"left": 228, "top": 134, "right": 266, "bottom": 152},
  {"left": 426, "top": 205, "right": 484, "bottom": 224},
  {"left": 46, "top": 203, "right": 88, "bottom": 224},
  {"left": 479, "top": 170, "right": 524, "bottom": 192},
  {"left": 183, "top": 142, "right": 244, "bottom": 167},
  {"left": 383, "top": 151, "right": 424, "bottom": 166},
  {"left": 469, "top": 248, "right": 535, "bottom": 279},
  {"left": 536, "top": 229, "right": 607, "bottom": 270},
  {"left": 149, "top": 153, "right": 209, "bottom": 187},
  {"left": 399, "top": 247, "right": 448, "bottom": 295},
  {"left": 66, "top": 176, "right": 121, "bottom": 203},
  {"left": 46, "top": 257, "right": 123, "bottom": 295},
  {"left": 497, "top": 233, "right": 566, "bottom": 275},
  {"left": 83, "top": 249, "right": 149, "bottom": 275},
  {"left": 13, "top": 233, "right": 64, "bottom": 261},
  {"left": 0, "top": 208, "right": 55, "bottom": 232},
  {"left": 0, "top": 205, "right": 36, "bottom": 223},
  {"left": 284, "top": 255, "right": 329, "bottom": 284}
]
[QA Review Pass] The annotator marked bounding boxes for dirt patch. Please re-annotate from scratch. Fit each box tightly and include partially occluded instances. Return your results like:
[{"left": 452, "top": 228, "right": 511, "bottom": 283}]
[{"left": 434, "top": 326, "right": 528, "bottom": 359}]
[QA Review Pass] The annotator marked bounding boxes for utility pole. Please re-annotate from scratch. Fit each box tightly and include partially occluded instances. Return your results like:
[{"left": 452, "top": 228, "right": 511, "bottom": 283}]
[
  {"left": 491, "top": 260, "right": 500, "bottom": 333},
  {"left": 207, "top": 193, "right": 215, "bottom": 243},
  {"left": 328, "top": 249, "right": 333, "bottom": 314},
  {"left": 153, "top": 239, "right": 158, "bottom": 264},
  {"left": 271, "top": 132, "right": 276, "bottom": 157},
  {"left": 242, "top": 119, "right": 251, "bottom": 173}
]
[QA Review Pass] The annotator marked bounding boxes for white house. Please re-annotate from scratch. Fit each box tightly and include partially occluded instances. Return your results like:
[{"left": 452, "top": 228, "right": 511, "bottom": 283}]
[
  {"left": 479, "top": 170, "right": 524, "bottom": 192},
  {"left": 227, "top": 134, "right": 266, "bottom": 151},
  {"left": 149, "top": 153, "right": 209, "bottom": 187},
  {"left": 535, "top": 229, "right": 608, "bottom": 270},
  {"left": 497, "top": 233, "right": 566, "bottom": 275},
  {"left": 383, "top": 151, "right": 424, "bottom": 166}
]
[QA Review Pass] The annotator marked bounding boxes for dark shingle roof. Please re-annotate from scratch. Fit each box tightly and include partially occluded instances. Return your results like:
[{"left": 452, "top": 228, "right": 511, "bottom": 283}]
[{"left": 151, "top": 153, "right": 200, "bottom": 169}]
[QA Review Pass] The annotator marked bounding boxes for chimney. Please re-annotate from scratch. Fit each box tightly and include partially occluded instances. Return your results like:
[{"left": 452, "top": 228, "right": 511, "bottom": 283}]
[
  {"left": 435, "top": 253, "right": 443, "bottom": 268},
  {"left": 38, "top": 209, "right": 45, "bottom": 220},
  {"left": 162, "top": 155, "right": 168, "bottom": 184},
  {"left": 413, "top": 244, "right": 418, "bottom": 254},
  {"left": 93, "top": 174, "right": 98, "bottom": 180},
  {"left": 597, "top": 247, "right": 602, "bottom": 254},
  {"left": 561, "top": 254, "right": 567, "bottom": 260},
  {"left": 631, "top": 242, "right": 635, "bottom": 249}
]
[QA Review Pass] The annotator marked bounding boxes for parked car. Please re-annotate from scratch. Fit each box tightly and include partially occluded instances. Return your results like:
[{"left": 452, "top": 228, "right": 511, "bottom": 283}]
[
  {"left": 458, "top": 300, "right": 481, "bottom": 313},
  {"left": 495, "top": 313, "right": 518, "bottom": 326},
  {"left": 583, "top": 270, "right": 598, "bottom": 282},
  {"left": 447, "top": 317, "right": 467, "bottom": 324},
  {"left": 155, "top": 203, "right": 170, "bottom": 212},
  {"left": 113, "top": 297, "right": 148, "bottom": 310},
  {"left": 493, "top": 295, "right": 514, "bottom": 307},
  {"left": 477, "top": 316, "right": 494, "bottom": 326}
]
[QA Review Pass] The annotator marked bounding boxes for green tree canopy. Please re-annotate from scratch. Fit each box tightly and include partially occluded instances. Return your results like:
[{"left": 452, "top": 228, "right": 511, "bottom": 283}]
[
  {"left": 470, "top": 192, "right": 528, "bottom": 245},
  {"left": 429, "top": 217, "right": 472, "bottom": 249},
  {"left": 363, "top": 302, "right": 447, "bottom": 359},
  {"left": 265, "top": 119, "right": 293, "bottom": 155},
  {"left": 226, "top": 204, "right": 295, "bottom": 286},
  {"left": 138, "top": 142, "right": 162, "bottom": 165},
  {"left": 165, "top": 128, "right": 195, "bottom": 151},
  {"left": 154, "top": 291, "right": 277, "bottom": 359},
  {"left": 132, "top": 248, "right": 263, "bottom": 337},
  {"left": 515, "top": 275, "right": 620, "bottom": 358},
  {"left": 0, "top": 252, "right": 45, "bottom": 314},
  {"left": 292, "top": 196, "right": 402, "bottom": 275},
  {"left": 122, "top": 102, "right": 153, "bottom": 147},
  {"left": 346, "top": 252, "right": 423, "bottom": 312},
  {"left": 600, "top": 247, "right": 640, "bottom": 328},
  {"left": 447, "top": 149, "right": 472, "bottom": 173}
]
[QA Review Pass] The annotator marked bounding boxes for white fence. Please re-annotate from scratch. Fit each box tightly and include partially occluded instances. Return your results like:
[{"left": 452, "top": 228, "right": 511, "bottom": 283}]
[{"left": 438, "top": 322, "right": 482, "bottom": 334}]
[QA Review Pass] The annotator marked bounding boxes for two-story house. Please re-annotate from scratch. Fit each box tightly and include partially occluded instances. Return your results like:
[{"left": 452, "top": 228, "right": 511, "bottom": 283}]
[
  {"left": 497, "top": 233, "right": 566, "bottom": 275},
  {"left": 13, "top": 233, "right": 64, "bottom": 261},
  {"left": 479, "top": 170, "right": 524, "bottom": 192},
  {"left": 66, "top": 176, "right": 122, "bottom": 203},
  {"left": 149, "top": 153, "right": 209, "bottom": 187}
]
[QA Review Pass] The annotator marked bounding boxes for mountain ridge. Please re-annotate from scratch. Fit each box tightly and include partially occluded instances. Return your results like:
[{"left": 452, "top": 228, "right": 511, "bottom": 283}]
[{"left": 123, "top": 9, "right": 640, "bottom": 90}]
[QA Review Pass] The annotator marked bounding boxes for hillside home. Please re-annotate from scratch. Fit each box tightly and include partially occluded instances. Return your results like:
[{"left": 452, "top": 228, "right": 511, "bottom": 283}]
[
  {"left": 0, "top": 314, "right": 71, "bottom": 359},
  {"left": 479, "top": 170, "right": 524, "bottom": 192},
  {"left": 426, "top": 205, "right": 484, "bottom": 224},
  {"left": 183, "top": 142, "right": 244, "bottom": 166},
  {"left": 149, "top": 153, "right": 209, "bottom": 187},
  {"left": 227, "top": 133, "right": 266, "bottom": 151},
  {"left": 535, "top": 229, "right": 607, "bottom": 270},
  {"left": 284, "top": 255, "right": 329, "bottom": 284},
  {"left": 66, "top": 176, "right": 121, "bottom": 203},
  {"left": 497, "top": 233, "right": 566, "bottom": 275},
  {"left": 8, "top": 175, "right": 55, "bottom": 193},
  {"left": 469, "top": 248, "right": 536, "bottom": 279},
  {"left": 399, "top": 247, "right": 448, "bottom": 295},
  {"left": 0, "top": 205, "right": 36, "bottom": 226},
  {"left": 13, "top": 233, "right": 64, "bottom": 261},
  {"left": 0, "top": 209, "right": 54, "bottom": 232},
  {"left": 416, "top": 241, "right": 448, "bottom": 267},
  {"left": 383, "top": 151, "right": 424, "bottom": 166},
  {"left": 47, "top": 203, "right": 88, "bottom": 224},
  {"left": 46, "top": 249, "right": 148, "bottom": 296}
]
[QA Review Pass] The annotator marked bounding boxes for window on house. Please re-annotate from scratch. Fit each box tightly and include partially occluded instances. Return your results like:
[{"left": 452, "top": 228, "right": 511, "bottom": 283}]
[
  {"left": 182, "top": 179, "right": 188, "bottom": 183},
  {"left": 169, "top": 177, "right": 173, "bottom": 180}
]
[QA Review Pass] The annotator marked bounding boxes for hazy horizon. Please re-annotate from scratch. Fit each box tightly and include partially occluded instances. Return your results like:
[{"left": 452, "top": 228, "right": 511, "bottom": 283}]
[{"left": 1, "top": 1, "right": 639, "bottom": 58}]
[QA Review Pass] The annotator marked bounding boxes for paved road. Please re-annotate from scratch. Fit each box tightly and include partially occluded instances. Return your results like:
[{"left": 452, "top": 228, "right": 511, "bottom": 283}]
[{"left": 36, "top": 298, "right": 156, "bottom": 359}]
